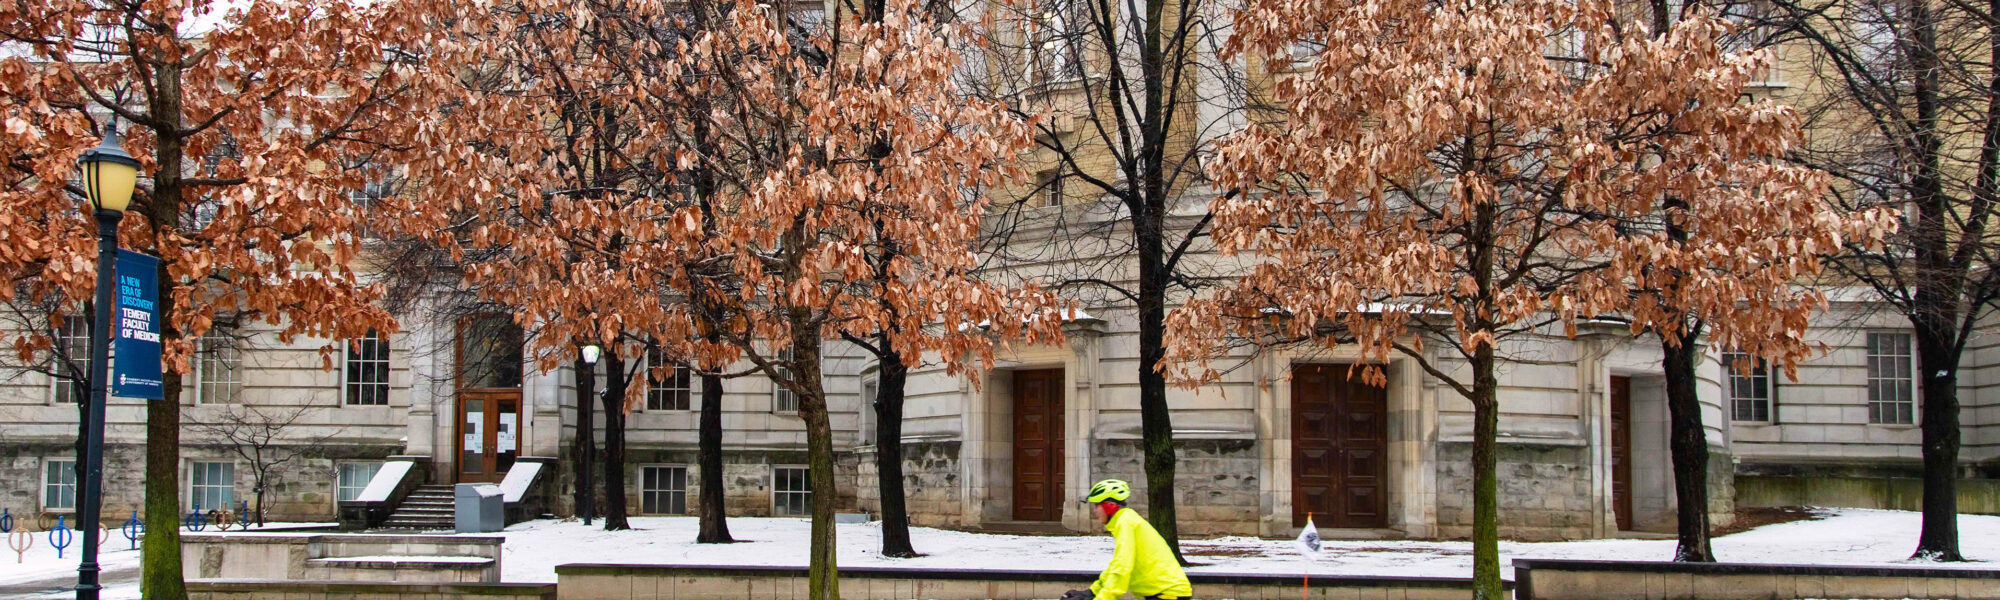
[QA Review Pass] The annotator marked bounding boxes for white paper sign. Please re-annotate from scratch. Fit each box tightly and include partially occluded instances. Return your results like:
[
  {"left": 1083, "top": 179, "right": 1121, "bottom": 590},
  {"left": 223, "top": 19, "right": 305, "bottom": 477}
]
[{"left": 464, "top": 433, "right": 482, "bottom": 453}]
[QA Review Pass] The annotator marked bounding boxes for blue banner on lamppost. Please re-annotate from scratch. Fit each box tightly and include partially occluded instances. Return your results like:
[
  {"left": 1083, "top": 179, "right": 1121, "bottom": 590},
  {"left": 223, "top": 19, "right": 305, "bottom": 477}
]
[{"left": 111, "top": 249, "right": 162, "bottom": 399}]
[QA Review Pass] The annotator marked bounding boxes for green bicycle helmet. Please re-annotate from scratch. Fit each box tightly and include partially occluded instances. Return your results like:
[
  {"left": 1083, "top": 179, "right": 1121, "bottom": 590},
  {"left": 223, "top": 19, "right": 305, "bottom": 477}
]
[{"left": 1085, "top": 479, "right": 1132, "bottom": 504}]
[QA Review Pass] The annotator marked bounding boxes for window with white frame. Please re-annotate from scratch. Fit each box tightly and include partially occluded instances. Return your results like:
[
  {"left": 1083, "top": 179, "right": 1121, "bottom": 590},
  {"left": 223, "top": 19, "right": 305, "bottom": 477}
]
[
  {"left": 772, "top": 466, "right": 811, "bottom": 516},
  {"left": 771, "top": 348, "right": 799, "bottom": 413},
  {"left": 1029, "top": 1, "right": 1082, "bottom": 85},
  {"left": 860, "top": 374, "right": 879, "bottom": 446},
  {"left": 49, "top": 318, "right": 89, "bottom": 405},
  {"left": 645, "top": 348, "right": 694, "bottom": 411},
  {"left": 44, "top": 459, "right": 76, "bottom": 511},
  {"left": 189, "top": 461, "right": 235, "bottom": 511},
  {"left": 344, "top": 330, "right": 390, "bottom": 406},
  {"left": 195, "top": 329, "right": 241, "bottom": 404},
  {"left": 1038, "top": 169, "right": 1065, "bottom": 208},
  {"left": 336, "top": 463, "right": 381, "bottom": 502},
  {"left": 641, "top": 465, "right": 689, "bottom": 515},
  {"left": 1725, "top": 352, "right": 1772, "bottom": 422},
  {"left": 1867, "top": 332, "right": 1917, "bottom": 424}
]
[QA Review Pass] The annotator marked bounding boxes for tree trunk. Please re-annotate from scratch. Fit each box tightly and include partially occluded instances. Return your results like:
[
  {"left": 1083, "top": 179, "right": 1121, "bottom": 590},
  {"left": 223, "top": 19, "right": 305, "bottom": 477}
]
[
  {"left": 696, "top": 365, "right": 734, "bottom": 543},
  {"left": 1662, "top": 327, "right": 1715, "bottom": 562},
  {"left": 1133, "top": 202, "right": 1184, "bottom": 566},
  {"left": 573, "top": 355, "right": 596, "bottom": 525},
  {"left": 600, "top": 351, "right": 631, "bottom": 531},
  {"left": 874, "top": 340, "right": 916, "bottom": 558},
  {"left": 1912, "top": 310, "right": 1963, "bottom": 560},
  {"left": 795, "top": 335, "right": 841, "bottom": 600},
  {"left": 1469, "top": 346, "right": 1502, "bottom": 600},
  {"left": 142, "top": 59, "right": 189, "bottom": 600}
]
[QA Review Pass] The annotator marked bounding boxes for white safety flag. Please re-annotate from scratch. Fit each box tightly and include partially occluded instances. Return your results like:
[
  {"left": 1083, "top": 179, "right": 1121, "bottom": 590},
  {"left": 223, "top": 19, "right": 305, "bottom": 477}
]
[{"left": 1295, "top": 515, "right": 1321, "bottom": 559}]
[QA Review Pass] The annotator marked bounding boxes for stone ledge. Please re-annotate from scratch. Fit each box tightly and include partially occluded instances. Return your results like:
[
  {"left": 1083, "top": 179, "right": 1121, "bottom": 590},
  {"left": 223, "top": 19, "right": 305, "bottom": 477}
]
[
  {"left": 187, "top": 579, "right": 554, "bottom": 595},
  {"left": 1512, "top": 558, "right": 2000, "bottom": 579},
  {"left": 554, "top": 563, "right": 1507, "bottom": 589}
]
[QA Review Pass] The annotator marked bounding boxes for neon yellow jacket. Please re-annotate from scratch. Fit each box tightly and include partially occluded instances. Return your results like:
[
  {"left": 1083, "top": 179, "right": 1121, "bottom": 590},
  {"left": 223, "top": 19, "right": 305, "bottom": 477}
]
[{"left": 1091, "top": 507, "right": 1193, "bottom": 600}]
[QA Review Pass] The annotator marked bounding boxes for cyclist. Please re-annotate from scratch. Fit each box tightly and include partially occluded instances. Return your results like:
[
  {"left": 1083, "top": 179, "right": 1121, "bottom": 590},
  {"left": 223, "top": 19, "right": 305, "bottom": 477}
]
[{"left": 1060, "top": 479, "right": 1193, "bottom": 600}]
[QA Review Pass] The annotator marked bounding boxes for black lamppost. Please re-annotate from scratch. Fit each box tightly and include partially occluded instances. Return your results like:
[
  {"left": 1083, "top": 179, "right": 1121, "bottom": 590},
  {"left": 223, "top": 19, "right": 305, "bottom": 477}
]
[
  {"left": 576, "top": 343, "right": 600, "bottom": 526},
  {"left": 74, "top": 124, "right": 139, "bottom": 600}
]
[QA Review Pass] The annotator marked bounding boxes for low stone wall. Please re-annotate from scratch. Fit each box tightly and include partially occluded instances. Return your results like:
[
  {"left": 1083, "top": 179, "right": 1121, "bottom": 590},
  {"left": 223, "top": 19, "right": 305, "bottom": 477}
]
[
  {"left": 1514, "top": 558, "right": 2000, "bottom": 600},
  {"left": 855, "top": 440, "right": 966, "bottom": 528},
  {"left": 1091, "top": 438, "right": 1262, "bottom": 536},
  {"left": 187, "top": 579, "right": 555, "bottom": 600},
  {"left": 1437, "top": 442, "right": 1593, "bottom": 540},
  {"left": 183, "top": 532, "right": 505, "bottom": 583},
  {"left": 1737, "top": 475, "right": 2000, "bottom": 515},
  {"left": 554, "top": 564, "right": 1502, "bottom": 600}
]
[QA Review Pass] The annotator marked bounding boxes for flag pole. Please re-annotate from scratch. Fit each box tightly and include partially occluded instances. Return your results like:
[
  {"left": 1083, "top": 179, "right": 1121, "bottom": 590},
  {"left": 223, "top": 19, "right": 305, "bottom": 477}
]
[{"left": 1302, "top": 512, "right": 1311, "bottom": 600}]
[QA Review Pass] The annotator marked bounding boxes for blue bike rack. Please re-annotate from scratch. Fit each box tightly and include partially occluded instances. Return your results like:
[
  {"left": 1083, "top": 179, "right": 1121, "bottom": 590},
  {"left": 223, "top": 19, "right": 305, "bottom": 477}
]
[
  {"left": 121, "top": 511, "right": 142, "bottom": 550},
  {"left": 183, "top": 505, "right": 206, "bottom": 532},
  {"left": 49, "top": 515, "right": 72, "bottom": 559},
  {"left": 0, "top": 508, "right": 11, "bottom": 534},
  {"left": 238, "top": 501, "right": 251, "bottom": 528}
]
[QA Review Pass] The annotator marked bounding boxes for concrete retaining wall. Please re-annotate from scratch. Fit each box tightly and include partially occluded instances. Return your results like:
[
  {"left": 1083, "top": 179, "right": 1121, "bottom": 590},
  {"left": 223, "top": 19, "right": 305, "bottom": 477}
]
[
  {"left": 554, "top": 564, "right": 1503, "bottom": 600},
  {"left": 187, "top": 579, "right": 554, "bottom": 600},
  {"left": 183, "top": 532, "right": 505, "bottom": 583},
  {"left": 1737, "top": 475, "right": 2000, "bottom": 515},
  {"left": 1514, "top": 558, "right": 2000, "bottom": 600}
]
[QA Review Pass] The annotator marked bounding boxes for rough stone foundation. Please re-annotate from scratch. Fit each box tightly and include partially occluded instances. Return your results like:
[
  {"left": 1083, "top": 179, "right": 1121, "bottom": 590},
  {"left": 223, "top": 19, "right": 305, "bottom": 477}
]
[
  {"left": 854, "top": 441, "right": 964, "bottom": 528},
  {"left": 1435, "top": 441, "right": 1593, "bottom": 540},
  {"left": 1090, "top": 438, "right": 1261, "bottom": 536}
]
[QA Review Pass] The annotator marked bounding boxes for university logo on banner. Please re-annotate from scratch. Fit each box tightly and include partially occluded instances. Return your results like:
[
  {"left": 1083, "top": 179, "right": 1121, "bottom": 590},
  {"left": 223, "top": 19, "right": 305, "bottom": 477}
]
[{"left": 111, "top": 249, "right": 163, "bottom": 399}]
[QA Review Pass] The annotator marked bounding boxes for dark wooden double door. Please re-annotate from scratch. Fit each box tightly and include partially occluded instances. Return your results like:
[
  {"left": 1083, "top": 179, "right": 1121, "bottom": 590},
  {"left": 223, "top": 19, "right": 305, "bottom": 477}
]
[
  {"left": 1293, "top": 365, "right": 1388, "bottom": 529},
  {"left": 1012, "top": 369, "right": 1065, "bottom": 522}
]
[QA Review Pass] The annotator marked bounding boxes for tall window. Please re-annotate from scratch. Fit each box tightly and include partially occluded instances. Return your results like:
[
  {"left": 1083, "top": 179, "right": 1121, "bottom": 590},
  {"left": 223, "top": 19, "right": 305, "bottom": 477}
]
[
  {"left": 195, "top": 329, "right": 241, "bottom": 404},
  {"left": 189, "top": 461, "right": 235, "bottom": 511},
  {"left": 344, "top": 330, "right": 390, "bottom": 406},
  {"left": 641, "top": 465, "right": 689, "bottom": 515},
  {"left": 645, "top": 348, "right": 693, "bottom": 411},
  {"left": 1030, "top": 2, "right": 1082, "bottom": 85},
  {"left": 44, "top": 459, "right": 76, "bottom": 511},
  {"left": 860, "top": 375, "right": 879, "bottom": 446},
  {"left": 1725, "top": 352, "right": 1772, "bottom": 422},
  {"left": 1867, "top": 332, "right": 1916, "bottom": 424},
  {"left": 50, "top": 318, "right": 89, "bottom": 404},
  {"left": 337, "top": 463, "right": 381, "bottom": 502},
  {"left": 772, "top": 348, "right": 799, "bottom": 413},
  {"left": 772, "top": 466, "right": 811, "bottom": 516}
]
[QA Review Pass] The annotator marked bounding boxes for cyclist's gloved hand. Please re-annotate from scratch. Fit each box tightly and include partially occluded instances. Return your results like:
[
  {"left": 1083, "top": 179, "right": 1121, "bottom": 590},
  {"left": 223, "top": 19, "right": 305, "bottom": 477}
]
[{"left": 1058, "top": 590, "right": 1092, "bottom": 600}]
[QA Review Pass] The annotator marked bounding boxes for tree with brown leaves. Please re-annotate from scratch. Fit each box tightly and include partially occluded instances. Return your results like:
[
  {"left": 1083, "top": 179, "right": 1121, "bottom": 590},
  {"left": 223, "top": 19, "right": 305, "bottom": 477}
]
[
  {"left": 394, "top": 1, "right": 1066, "bottom": 596},
  {"left": 1171, "top": 0, "right": 1888, "bottom": 597},
  {"left": 1, "top": 2, "right": 432, "bottom": 596}
]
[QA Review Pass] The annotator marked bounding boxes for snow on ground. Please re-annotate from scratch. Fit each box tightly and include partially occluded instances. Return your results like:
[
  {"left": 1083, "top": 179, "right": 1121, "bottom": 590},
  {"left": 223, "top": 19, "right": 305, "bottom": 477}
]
[
  {"left": 0, "top": 543, "right": 142, "bottom": 587},
  {"left": 479, "top": 508, "right": 2000, "bottom": 583}
]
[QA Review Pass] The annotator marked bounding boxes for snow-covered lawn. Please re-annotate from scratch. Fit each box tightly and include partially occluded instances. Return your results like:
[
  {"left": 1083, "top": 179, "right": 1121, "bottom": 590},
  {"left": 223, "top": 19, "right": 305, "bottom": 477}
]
[
  {"left": 480, "top": 508, "right": 2000, "bottom": 583},
  {"left": 0, "top": 542, "right": 142, "bottom": 587}
]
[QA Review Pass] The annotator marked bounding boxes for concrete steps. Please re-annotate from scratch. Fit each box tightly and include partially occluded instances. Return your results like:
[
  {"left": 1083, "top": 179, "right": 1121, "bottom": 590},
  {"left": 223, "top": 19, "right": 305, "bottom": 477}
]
[{"left": 380, "top": 486, "right": 458, "bottom": 531}]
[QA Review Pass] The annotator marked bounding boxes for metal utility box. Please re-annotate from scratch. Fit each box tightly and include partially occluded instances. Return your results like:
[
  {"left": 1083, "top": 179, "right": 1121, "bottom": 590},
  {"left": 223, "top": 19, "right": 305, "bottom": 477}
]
[{"left": 454, "top": 483, "right": 504, "bottom": 533}]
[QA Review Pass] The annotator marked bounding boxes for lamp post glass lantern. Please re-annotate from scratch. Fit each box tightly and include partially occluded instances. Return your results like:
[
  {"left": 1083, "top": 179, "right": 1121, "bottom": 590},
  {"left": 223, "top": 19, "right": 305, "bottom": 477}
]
[
  {"left": 576, "top": 343, "right": 601, "bottom": 525},
  {"left": 75, "top": 124, "right": 138, "bottom": 600}
]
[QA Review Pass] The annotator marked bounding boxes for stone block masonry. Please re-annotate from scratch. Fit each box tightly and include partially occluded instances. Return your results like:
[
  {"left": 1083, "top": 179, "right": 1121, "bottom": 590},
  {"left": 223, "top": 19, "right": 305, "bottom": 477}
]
[
  {"left": 0, "top": 440, "right": 401, "bottom": 524},
  {"left": 854, "top": 441, "right": 965, "bottom": 528},
  {"left": 1435, "top": 442, "right": 1594, "bottom": 540},
  {"left": 1092, "top": 438, "right": 1261, "bottom": 536}
]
